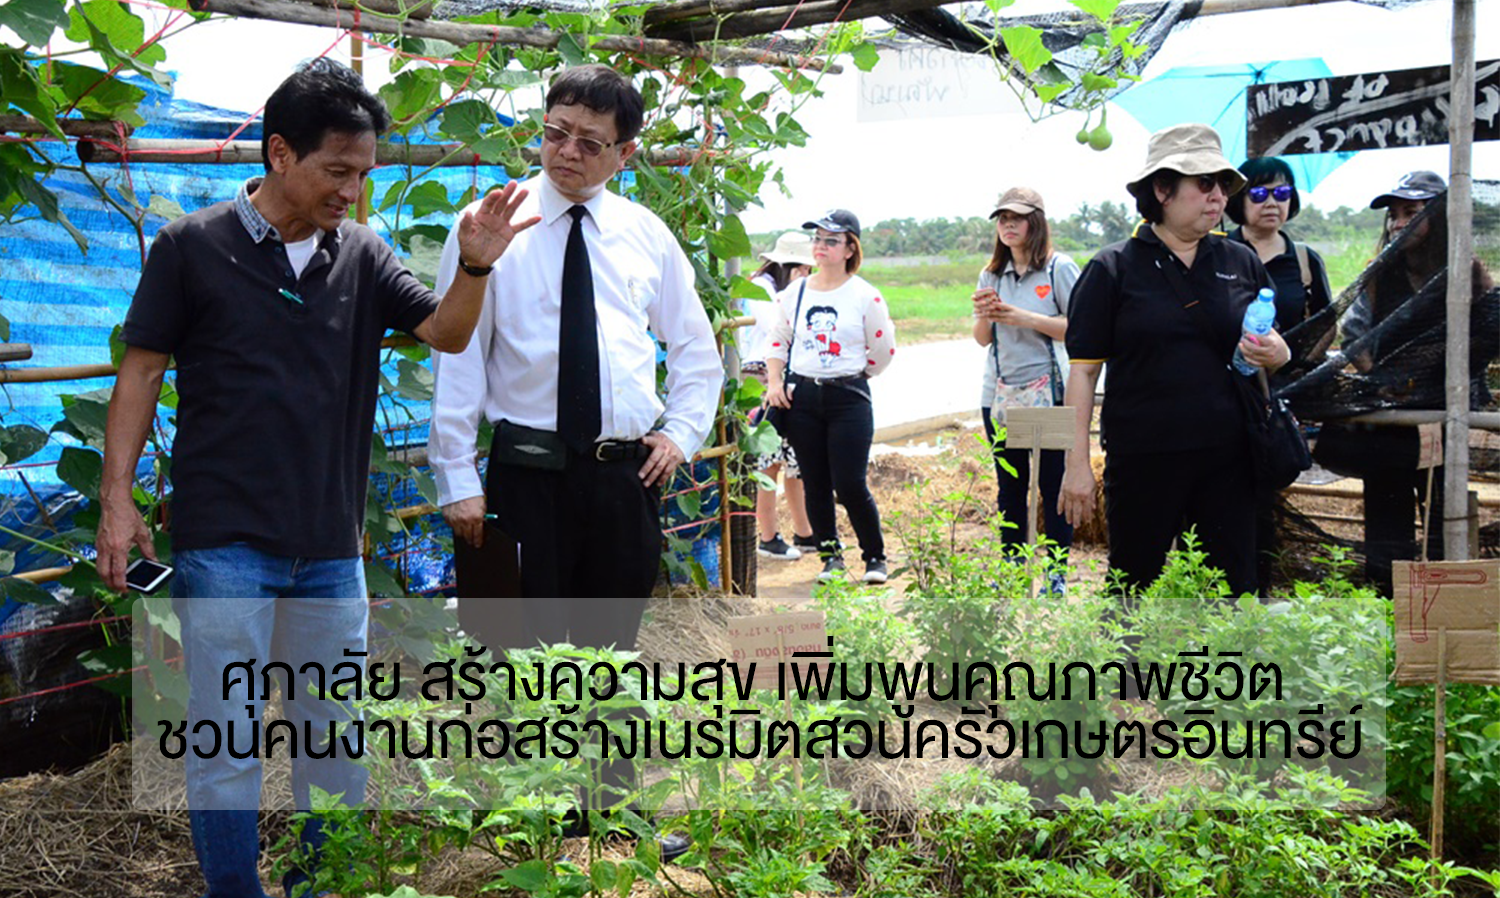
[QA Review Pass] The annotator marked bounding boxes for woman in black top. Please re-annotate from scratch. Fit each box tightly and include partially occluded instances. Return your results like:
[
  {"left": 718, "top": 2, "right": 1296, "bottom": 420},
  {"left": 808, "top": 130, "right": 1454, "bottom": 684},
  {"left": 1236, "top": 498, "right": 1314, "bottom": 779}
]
[
  {"left": 1225, "top": 157, "right": 1333, "bottom": 335},
  {"left": 1225, "top": 156, "right": 1332, "bottom": 592},
  {"left": 1058, "top": 123, "right": 1287, "bottom": 597}
]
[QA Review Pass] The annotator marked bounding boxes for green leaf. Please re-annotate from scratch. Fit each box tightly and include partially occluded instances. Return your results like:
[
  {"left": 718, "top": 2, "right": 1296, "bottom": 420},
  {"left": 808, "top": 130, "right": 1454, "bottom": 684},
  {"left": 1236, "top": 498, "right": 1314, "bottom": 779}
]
[
  {"left": 1080, "top": 72, "right": 1117, "bottom": 93},
  {"left": 0, "top": 551, "right": 12, "bottom": 576},
  {"left": 1, "top": 576, "right": 57, "bottom": 604},
  {"left": 411, "top": 469, "right": 439, "bottom": 507},
  {"left": 0, "top": 424, "right": 48, "bottom": 464},
  {"left": 706, "top": 214, "right": 751, "bottom": 260},
  {"left": 0, "top": 50, "right": 62, "bottom": 137},
  {"left": 1069, "top": 0, "right": 1121, "bottom": 21},
  {"left": 1484, "top": 721, "right": 1500, "bottom": 740},
  {"left": 676, "top": 489, "right": 702, "bottom": 520},
  {"left": 16, "top": 175, "right": 87, "bottom": 252},
  {"left": 404, "top": 180, "right": 452, "bottom": 220},
  {"left": 146, "top": 195, "right": 184, "bottom": 222},
  {"left": 740, "top": 420, "right": 780, "bottom": 457},
  {"left": 395, "top": 358, "right": 434, "bottom": 401},
  {"left": 364, "top": 558, "right": 407, "bottom": 598},
  {"left": 58, "top": 388, "right": 112, "bottom": 445},
  {"left": 109, "top": 324, "right": 128, "bottom": 369},
  {"left": 849, "top": 42, "right": 880, "bottom": 73},
  {"left": 438, "top": 99, "right": 496, "bottom": 145},
  {"left": 0, "top": 310, "right": 9, "bottom": 341},
  {"left": 498, "top": 859, "right": 552, "bottom": 893},
  {"left": 0, "top": 0, "right": 71, "bottom": 47},
  {"left": 999, "top": 26, "right": 1052, "bottom": 75},
  {"left": 590, "top": 860, "right": 618, "bottom": 893},
  {"left": 65, "top": 0, "right": 169, "bottom": 86},
  {"left": 556, "top": 33, "right": 587, "bottom": 67},
  {"left": 57, "top": 446, "right": 104, "bottom": 499},
  {"left": 45, "top": 62, "right": 146, "bottom": 124}
]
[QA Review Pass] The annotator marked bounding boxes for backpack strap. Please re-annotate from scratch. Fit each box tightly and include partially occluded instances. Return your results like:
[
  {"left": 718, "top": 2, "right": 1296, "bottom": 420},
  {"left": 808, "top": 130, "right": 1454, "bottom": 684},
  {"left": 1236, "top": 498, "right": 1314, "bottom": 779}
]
[{"left": 1294, "top": 240, "right": 1312, "bottom": 290}]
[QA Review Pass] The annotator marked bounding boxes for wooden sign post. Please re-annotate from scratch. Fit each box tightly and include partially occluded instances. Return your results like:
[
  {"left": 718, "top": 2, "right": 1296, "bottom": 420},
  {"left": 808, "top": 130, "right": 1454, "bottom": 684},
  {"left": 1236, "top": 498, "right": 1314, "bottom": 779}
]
[
  {"left": 725, "top": 611, "right": 829, "bottom": 809},
  {"left": 998, "top": 407, "right": 1075, "bottom": 597},
  {"left": 1392, "top": 560, "right": 1500, "bottom": 859}
]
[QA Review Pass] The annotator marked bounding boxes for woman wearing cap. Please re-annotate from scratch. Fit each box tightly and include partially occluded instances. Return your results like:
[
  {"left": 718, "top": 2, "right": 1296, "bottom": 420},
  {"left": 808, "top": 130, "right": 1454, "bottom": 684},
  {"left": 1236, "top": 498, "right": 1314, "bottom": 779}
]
[
  {"left": 1225, "top": 157, "right": 1333, "bottom": 338},
  {"left": 1320, "top": 171, "right": 1496, "bottom": 595},
  {"left": 743, "top": 233, "right": 816, "bottom": 560},
  {"left": 1059, "top": 123, "right": 1288, "bottom": 598},
  {"left": 971, "top": 186, "right": 1079, "bottom": 585},
  {"left": 766, "top": 210, "right": 898, "bottom": 584}
]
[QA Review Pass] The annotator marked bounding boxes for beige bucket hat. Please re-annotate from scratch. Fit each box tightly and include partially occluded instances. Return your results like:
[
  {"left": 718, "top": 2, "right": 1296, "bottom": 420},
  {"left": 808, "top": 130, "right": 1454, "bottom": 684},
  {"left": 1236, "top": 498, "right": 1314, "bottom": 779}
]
[
  {"left": 1126, "top": 123, "right": 1246, "bottom": 198},
  {"left": 759, "top": 231, "right": 815, "bottom": 266}
]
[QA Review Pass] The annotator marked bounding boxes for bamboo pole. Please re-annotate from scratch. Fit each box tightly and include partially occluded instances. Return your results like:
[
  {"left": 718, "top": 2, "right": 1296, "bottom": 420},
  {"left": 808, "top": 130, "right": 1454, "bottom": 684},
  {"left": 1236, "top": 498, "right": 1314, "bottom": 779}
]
[
  {"left": 185, "top": 0, "right": 840, "bottom": 72},
  {"left": 0, "top": 336, "right": 417, "bottom": 385},
  {"left": 0, "top": 116, "right": 133, "bottom": 139},
  {"left": 0, "top": 344, "right": 33, "bottom": 363},
  {"left": 313, "top": 0, "right": 436, "bottom": 20},
  {"left": 76, "top": 137, "right": 743, "bottom": 168},
  {"left": 647, "top": 0, "right": 950, "bottom": 41},
  {"left": 1445, "top": 0, "right": 1475, "bottom": 561}
]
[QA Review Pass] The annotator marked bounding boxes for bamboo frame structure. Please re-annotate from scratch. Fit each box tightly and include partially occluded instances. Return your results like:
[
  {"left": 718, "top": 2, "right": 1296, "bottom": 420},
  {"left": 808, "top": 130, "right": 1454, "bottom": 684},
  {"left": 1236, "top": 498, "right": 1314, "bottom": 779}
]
[{"left": 186, "top": 0, "right": 840, "bottom": 71}]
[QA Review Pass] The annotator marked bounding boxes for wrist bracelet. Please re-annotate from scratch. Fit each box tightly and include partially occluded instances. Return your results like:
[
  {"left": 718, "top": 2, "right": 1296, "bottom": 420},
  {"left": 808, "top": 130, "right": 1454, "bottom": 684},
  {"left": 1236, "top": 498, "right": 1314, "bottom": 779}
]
[{"left": 458, "top": 257, "right": 493, "bottom": 278}]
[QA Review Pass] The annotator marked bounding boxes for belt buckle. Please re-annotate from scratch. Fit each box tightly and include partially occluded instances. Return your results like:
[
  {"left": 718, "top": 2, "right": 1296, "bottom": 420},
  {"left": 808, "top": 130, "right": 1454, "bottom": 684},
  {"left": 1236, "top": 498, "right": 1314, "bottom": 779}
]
[{"left": 595, "top": 442, "right": 610, "bottom": 462}]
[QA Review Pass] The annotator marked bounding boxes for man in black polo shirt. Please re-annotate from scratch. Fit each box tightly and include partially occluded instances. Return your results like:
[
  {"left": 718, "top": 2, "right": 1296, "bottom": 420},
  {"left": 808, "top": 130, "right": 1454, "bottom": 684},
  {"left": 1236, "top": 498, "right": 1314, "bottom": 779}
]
[
  {"left": 1059, "top": 123, "right": 1287, "bottom": 597},
  {"left": 97, "top": 59, "right": 536, "bottom": 898}
]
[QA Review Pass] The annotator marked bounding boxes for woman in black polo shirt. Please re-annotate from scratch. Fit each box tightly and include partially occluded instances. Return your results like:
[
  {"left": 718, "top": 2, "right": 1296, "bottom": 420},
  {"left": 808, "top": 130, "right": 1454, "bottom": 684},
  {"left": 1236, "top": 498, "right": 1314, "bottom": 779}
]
[{"left": 1058, "top": 123, "right": 1288, "bottom": 597}]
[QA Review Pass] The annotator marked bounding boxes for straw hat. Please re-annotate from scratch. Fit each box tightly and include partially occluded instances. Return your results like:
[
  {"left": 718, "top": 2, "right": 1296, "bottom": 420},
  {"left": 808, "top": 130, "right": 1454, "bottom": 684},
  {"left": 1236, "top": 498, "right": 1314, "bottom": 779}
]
[
  {"left": 759, "top": 231, "right": 815, "bottom": 266},
  {"left": 1126, "top": 123, "right": 1245, "bottom": 198}
]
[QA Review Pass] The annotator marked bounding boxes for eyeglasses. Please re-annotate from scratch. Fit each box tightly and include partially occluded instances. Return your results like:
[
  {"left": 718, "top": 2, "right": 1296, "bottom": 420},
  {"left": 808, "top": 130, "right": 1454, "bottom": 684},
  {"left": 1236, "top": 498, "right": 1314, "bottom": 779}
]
[
  {"left": 1191, "top": 172, "right": 1240, "bottom": 195},
  {"left": 1247, "top": 184, "right": 1294, "bottom": 204},
  {"left": 541, "top": 123, "right": 617, "bottom": 157},
  {"left": 811, "top": 235, "right": 846, "bottom": 248}
]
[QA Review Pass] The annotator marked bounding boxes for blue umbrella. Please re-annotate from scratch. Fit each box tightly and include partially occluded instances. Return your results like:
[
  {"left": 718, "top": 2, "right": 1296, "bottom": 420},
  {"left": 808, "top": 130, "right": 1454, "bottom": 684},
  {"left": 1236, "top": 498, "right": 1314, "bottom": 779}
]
[{"left": 1114, "top": 59, "right": 1354, "bottom": 192}]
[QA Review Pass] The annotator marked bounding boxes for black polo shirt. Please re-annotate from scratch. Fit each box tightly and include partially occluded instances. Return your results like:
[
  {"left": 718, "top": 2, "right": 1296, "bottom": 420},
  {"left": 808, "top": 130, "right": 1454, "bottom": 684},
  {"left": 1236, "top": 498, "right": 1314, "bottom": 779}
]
[
  {"left": 1066, "top": 225, "right": 1271, "bottom": 455},
  {"left": 123, "top": 200, "right": 440, "bottom": 557},
  {"left": 1226, "top": 227, "right": 1332, "bottom": 328}
]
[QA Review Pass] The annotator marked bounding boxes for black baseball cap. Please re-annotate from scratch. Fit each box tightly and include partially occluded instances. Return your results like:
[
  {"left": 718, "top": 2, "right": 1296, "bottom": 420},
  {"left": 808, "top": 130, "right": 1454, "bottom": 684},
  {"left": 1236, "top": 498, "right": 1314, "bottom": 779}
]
[
  {"left": 803, "top": 209, "right": 861, "bottom": 238},
  {"left": 1370, "top": 170, "right": 1446, "bottom": 209}
]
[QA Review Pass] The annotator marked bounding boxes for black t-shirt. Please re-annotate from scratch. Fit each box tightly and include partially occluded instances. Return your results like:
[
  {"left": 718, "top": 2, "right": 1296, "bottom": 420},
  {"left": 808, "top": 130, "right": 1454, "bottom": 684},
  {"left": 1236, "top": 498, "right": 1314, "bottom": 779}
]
[
  {"left": 1066, "top": 226, "right": 1272, "bottom": 455},
  {"left": 123, "top": 202, "right": 440, "bottom": 557},
  {"left": 1227, "top": 227, "right": 1332, "bottom": 328}
]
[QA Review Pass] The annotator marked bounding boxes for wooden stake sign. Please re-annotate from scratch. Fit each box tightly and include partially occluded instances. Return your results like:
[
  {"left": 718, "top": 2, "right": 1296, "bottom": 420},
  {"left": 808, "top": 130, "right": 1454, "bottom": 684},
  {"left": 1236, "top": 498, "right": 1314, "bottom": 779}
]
[
  {"left": 1393, "top": 560, "right": 1500, "bottom": 686},
  {"left": 1392, "top": 559, "right": 1500, "bottom": 861},
  {"left": 725, "top": 611, "right": 829, "bottom": 690},
  {"left": 1000, "top": 406, "right": 1074, "bottom": 596}
]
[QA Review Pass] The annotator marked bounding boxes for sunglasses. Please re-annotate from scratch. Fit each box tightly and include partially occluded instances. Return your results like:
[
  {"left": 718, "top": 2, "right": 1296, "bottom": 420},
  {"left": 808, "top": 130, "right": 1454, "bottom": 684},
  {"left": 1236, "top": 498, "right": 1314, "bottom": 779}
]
[
  {"left": 1247, "top": 184, "right": 1294, "bottom": 204},
  {"left": 1191, "top": 172, "right": 1240, "bottom": 195},
  {"left": 811, "top": 235, "right": 847, "bottom": 248},
  {"left": 541, "top": 123, "right": 618, "bottom": 158}
]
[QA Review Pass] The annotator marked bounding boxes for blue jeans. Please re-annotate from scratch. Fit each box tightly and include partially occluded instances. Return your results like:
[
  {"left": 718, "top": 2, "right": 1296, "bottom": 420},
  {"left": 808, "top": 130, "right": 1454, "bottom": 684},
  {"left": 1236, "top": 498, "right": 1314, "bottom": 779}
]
[{"left": 172, "top": 544, "right": 369, "bottom": 898}]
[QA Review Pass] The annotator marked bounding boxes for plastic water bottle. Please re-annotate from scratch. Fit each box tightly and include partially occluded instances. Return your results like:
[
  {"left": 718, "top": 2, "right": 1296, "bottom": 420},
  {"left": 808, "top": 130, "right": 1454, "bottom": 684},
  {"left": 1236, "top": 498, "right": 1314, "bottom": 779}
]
[{"left": 1231, "top": 288, "right": 1277, "bottom": 375}]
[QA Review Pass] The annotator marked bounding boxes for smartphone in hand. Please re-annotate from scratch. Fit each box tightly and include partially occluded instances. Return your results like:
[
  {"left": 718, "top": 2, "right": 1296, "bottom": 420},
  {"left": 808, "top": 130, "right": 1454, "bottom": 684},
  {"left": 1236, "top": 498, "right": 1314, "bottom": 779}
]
[{"left": 125, "top": 558, "right": 173, "bottom": 593}]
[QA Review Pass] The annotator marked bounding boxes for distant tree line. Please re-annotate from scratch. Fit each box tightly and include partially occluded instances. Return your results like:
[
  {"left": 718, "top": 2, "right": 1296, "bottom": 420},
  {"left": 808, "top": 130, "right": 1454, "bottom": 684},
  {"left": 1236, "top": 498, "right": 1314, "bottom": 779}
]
[{"left": 750, "top": 202, "right": 1389, "bottom": 260}]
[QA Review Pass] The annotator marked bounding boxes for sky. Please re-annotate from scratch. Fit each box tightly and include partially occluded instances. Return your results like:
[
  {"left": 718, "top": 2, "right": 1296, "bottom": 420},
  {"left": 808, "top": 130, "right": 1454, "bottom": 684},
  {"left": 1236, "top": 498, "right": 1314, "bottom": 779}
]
[{"left": 56, "top": 0, "right": 1500, "bottom": 228}]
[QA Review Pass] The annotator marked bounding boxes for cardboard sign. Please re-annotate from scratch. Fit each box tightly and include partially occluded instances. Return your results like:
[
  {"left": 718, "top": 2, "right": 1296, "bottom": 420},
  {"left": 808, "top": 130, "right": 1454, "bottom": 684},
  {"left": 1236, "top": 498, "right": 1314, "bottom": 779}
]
[
  {"left": 1002, "top": 406, "right": 1075, "bottom": 451},
  {"left": 857, "top": 46, "right": 1025, "bottom": 123},
  {"left": 725, "top": 611, "right": 829, "bottom": 689},
  {"left": 1393, "top": 560, "right": 1500, "bottom": 686},
  {"left": 1247, "top": 59, "right": 1500, "bottom": 157},
  {"left": 1416, "top": 422, "right": 1444, "bottom": 470}
]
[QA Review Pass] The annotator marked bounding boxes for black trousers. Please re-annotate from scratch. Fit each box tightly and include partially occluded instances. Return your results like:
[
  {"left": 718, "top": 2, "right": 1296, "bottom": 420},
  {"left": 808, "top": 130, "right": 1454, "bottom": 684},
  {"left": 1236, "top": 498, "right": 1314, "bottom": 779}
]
[
  {"left": 1103, "top": 442, "right": 1258, "bottom": 597},
  {"left": 472, "top": 451, "right": 662, "bottom": 651},
  {"left": 981, "top": 407, "right": 1073, "bottom": 552},
  {"left": 1363, "top": 464, "right": 1445, "bottom": 597},
  {"left": 781, "top": 378, "right": 885, "bottom": 563}
]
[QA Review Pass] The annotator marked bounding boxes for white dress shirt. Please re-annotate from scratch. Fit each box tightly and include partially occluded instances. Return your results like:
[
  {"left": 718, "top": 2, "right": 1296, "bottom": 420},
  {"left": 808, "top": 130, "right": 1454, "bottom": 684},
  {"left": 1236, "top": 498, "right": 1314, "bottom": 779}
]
[{"left": 428, "top": 174, "right": 722, "bottom": 507}]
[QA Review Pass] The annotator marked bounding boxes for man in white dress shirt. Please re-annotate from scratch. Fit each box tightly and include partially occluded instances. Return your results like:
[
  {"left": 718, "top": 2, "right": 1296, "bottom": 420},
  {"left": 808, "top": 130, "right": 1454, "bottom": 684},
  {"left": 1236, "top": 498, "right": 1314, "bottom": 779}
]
[{"left": 429, "top": 64, "right": 720, "bottom": 646}]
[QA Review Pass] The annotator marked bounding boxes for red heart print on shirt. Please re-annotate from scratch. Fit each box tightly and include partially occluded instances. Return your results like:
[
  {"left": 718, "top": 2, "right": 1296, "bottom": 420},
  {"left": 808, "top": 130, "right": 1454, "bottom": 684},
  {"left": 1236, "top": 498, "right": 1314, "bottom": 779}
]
[{"left": 1036, "top": 285, "right": 1052, "bottom": 300}]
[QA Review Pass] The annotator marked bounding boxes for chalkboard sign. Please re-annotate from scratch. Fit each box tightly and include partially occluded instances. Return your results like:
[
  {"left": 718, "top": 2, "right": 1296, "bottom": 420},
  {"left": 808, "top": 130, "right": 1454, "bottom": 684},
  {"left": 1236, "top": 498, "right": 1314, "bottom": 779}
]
[{"left": 1247, "top": 60, "right": 1500, "bottom": 157}]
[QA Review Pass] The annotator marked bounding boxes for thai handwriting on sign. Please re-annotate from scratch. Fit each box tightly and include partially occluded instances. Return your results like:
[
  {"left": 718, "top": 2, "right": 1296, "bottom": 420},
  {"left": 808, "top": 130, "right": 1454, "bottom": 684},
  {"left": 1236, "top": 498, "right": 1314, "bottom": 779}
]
[{"left": 1246, "top": 60, "right": 1500, "bottom": 156}]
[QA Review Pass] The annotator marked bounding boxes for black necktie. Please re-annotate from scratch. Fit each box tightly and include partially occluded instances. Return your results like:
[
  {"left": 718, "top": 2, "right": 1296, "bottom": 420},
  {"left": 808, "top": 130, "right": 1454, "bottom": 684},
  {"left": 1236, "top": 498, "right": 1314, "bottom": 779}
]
[{"left": 557, "top": 205, "right": 600, "bottom": 452}]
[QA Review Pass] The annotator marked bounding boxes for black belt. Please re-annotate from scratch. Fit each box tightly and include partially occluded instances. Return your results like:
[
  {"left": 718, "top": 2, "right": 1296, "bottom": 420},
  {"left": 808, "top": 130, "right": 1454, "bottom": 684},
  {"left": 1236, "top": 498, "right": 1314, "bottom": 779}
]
[
  {"left": 789, "top": 373, "right": 866, "bottom": 387},
  {"left": 590, "top": 439, "right": 651, "bottom": 462}
]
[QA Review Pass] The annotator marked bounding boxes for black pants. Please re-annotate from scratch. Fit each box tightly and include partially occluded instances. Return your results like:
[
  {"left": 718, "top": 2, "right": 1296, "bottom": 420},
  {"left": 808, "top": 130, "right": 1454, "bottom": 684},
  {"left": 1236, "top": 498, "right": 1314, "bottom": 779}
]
[
  {"left": 982, "top": 407, "right": 1073, "bottom": 552},
  {"left": 781, "top": 378, "right": 885, "bottom": 563},
  {"left": 479, "top": 451, "right": 662, "bottom": 651},
  {"left": 1103, "top": 443, "right": 1258, "bottom": 596},
  {"left": 1363, "top": 464, "right": 1445, "bottom": 597}
]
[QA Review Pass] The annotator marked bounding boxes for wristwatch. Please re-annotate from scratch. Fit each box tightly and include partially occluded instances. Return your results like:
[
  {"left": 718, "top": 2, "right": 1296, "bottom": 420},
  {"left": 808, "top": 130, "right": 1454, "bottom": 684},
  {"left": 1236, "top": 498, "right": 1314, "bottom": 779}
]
[{"left": 457, "top": 256, "right": 493, "bottom": 278}]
